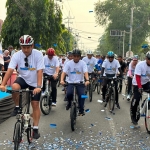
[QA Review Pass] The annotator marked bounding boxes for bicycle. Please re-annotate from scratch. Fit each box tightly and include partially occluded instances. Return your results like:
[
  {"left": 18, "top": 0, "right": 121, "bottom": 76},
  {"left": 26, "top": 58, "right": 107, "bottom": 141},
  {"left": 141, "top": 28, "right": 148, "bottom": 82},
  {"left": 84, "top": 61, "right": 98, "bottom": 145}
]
[
  {"left": 6, "top": 89, "right": 33, "bottom": 150},
  {"left": 40, "top": 75, "right": 53, "bottom": 115},
  {"left": 100, "top": 74, "right": 121, "bottom": 113},
  {"left": 130, "top": 89, "right": 150, "bottom": 133},
  {"left": 66, "top": 83, "right": 87, "bottom": 131}
]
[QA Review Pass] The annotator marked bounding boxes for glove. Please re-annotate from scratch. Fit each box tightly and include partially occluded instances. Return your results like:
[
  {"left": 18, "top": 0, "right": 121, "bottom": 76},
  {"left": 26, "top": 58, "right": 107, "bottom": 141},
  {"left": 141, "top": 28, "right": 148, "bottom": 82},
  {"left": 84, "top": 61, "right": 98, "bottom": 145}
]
[{"left": 138, "top": 88, "right": 143, "bottom": 94}]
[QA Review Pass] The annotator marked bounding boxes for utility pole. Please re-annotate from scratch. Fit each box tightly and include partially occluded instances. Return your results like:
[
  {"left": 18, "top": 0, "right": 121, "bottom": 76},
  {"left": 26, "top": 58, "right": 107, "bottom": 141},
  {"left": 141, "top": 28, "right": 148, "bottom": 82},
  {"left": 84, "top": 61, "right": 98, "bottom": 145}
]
[
  {"left": 64, "top": 11, "right": 74, "bottom": 53},
  {"left": 128, "top": 2, "right": 134, "bottom": 57}
]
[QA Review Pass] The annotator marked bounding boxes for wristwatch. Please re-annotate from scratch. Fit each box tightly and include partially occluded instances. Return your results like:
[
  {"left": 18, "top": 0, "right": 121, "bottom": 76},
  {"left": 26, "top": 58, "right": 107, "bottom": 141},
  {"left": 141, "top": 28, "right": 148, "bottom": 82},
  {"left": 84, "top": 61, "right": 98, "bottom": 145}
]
[
  {"left": 86, "top": 79, "right": 89, "bottom": 81},
  {"left": 37, "top": 86, "right": 41, "bottom": 88}
]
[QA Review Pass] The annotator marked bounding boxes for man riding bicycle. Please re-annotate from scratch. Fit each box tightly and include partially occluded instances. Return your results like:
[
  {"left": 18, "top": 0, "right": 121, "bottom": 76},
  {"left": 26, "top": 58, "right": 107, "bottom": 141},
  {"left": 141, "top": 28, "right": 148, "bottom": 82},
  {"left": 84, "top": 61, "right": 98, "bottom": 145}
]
[
  {"left": 43, "top": 48, "right": 60, "bottom": 106},
  {"left": 0, "top": 35, "right": 45, "bottom": 139},
  {"left": 131, "top": 51, "right": 150, "bottom": 125},
  {"left": 101, "top": 51, "right": 122, "bottom": 109},
  {"left": 60, "top": 49, "right": 89, "bottom": 116}
]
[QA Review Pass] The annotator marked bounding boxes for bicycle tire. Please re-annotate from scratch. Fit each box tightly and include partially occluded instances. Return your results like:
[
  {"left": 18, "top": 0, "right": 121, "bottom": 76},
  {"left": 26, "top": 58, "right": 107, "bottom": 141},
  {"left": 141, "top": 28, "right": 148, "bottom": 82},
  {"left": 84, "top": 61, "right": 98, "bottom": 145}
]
[
  {"left": 92, "top": 80, "right": 96, "bottom": 92},
  {"left": 125, "top": 85, "right": 128, "bottom": 96},
  {"left": 88, "top": 83, "right": 93, "bottom": 102},
  {"left": 27, "top": 120, "right": 32, "bottom": 144},
  {"left": 108, "top": 87, "right": 115, "bottom": 112},
  {"left": 145, "top": 101, "right": 150, "bottom": 134},
  {"left": 40, "top": 95, "right": 51, "bottom": 115},
  {"left": 13, "top": 122, "right": 22, "bottom": 150},
  {"left": 70, "top": 103, "right": 76, "bottom": 131},
  {"left": 97, "top": 82, "right": 101, "bottom": 94}
]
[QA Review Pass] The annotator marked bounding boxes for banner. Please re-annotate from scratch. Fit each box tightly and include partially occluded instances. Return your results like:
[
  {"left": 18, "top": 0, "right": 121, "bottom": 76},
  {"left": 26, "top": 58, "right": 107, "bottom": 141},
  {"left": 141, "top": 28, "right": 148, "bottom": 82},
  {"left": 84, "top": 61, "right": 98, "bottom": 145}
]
[
  {"left": 126, "top": 51, "right": 134, "bottom": 57},
  {"left": 0, "top": 41, "right": 4, "bottom": 65}
]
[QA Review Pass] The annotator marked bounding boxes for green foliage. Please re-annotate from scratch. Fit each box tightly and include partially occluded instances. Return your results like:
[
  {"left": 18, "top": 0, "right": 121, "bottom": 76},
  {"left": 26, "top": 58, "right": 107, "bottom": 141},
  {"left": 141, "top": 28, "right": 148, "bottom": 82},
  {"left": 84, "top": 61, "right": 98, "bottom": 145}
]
[
  {"left": 1, "top": 0, "right": 74, "bottom": 54},
  {"left": 95, "top": 0, "right": 150, "bottom": 56}
]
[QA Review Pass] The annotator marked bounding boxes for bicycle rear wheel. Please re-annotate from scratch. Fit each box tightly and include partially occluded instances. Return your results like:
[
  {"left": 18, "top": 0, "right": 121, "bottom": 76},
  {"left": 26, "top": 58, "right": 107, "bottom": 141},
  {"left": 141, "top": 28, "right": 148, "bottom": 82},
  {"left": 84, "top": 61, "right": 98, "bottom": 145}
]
[
  {"left": 27, "top": 119, "right": 32, "bottom": 144},
  {"left": 89, "top": 83, "right": 93, "bottom": 102},
  {"left": 40, "top": 95, "right": 52, "bottom": 115},
  {"left": 108, "top": 87, "right": 115, "bottom": 112},
  {"left": 145, "top": 101, "right": 150, "bottom": 134},
  {"left": 70, "top": 103, "right": 77, "bottom": 131},
  {"left": 13, "top": 122, "right": 22, "bottom": 150}
]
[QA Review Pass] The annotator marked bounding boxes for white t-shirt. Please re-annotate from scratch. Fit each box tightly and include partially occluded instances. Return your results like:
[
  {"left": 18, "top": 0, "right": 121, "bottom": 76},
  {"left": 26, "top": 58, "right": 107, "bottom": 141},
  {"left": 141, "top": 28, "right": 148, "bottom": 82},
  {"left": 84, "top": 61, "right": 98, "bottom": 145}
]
[
  {"left": 132, "top": 60, "right": 150, "bottom": 85},
  {"left": 8, "top": 49, "right": 45, "bottom": 87},
  {"left": 63, "top": 60, "right": 87, "bottom": 83},
  {"left": 44, "top": 56, "right": 59, "bottom": 75},
  {"left": 127, "top": 61, "right": 135, "bottom": 77},
  {"left": 102, "top": 59, "right": 120, "bottom": 77},
  {"left": 82, "top": 56, "right": 97, "bottom": 73}
]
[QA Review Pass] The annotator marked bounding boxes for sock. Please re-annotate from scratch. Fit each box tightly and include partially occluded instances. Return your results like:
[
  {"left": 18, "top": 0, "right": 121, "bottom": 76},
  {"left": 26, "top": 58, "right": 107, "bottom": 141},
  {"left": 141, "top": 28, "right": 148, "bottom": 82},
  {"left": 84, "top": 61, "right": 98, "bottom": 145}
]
[
  {"left": 16, "top": 106, "right": 19, "bottom": 107},
  {"left": 33, "top": 126, "right": 38, "bottom": 129}
]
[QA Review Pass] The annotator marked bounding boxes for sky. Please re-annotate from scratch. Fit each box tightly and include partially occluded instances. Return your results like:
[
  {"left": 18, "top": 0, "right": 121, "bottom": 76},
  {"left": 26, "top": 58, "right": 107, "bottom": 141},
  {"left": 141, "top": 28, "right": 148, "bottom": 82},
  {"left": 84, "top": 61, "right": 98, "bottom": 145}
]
[{"left": 0, "top": 0, "right": 106, "bottom": 51}]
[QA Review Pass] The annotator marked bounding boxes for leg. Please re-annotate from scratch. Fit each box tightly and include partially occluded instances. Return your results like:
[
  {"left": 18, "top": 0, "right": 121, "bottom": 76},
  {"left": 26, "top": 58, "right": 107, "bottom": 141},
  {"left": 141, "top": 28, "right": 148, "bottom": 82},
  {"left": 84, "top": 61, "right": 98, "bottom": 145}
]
[
  {"left": 76, "top": 84, "right": 85, "bottom": 115},
  {"left": 11, "top": 77, "right": 28, "bottom": 116},
  {"left": 131, "top": 86, "right": 141, "bottom": 124},
  {"left": 102, "top": 79, "right": 108, "bottom": 101},
  {"left": 127, "top": 77, "right": 132, "bottom": 95},
  {"left": 51, "top": 78, "right": 57, "bottom": 105},
  {"left": 115, "top": 81, "right": 120, "bottom": 109},
  {"left": 66, "top": 84, "right": 74, "bottom": 110},
  {"left": 30, "top": 88, "right": 41, "bottom": 139},
  {"left": 119, "top": 79, "right": 122, "bottom": 93}
]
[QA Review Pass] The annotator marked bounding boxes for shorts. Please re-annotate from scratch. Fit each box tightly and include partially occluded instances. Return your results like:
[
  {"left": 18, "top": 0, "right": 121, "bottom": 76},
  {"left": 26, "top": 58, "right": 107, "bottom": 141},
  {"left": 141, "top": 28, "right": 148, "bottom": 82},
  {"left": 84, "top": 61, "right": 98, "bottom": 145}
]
[{"left": 14, "top": 77, "right": 41, "bottom": 101}]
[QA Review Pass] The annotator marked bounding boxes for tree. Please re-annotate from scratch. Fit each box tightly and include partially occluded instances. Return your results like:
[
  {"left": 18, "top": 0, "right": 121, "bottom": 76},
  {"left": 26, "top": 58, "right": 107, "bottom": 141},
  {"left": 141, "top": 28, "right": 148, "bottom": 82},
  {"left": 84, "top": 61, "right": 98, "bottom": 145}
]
[{"left": 95, "top": 0, "right": 150, "bottom": 56}]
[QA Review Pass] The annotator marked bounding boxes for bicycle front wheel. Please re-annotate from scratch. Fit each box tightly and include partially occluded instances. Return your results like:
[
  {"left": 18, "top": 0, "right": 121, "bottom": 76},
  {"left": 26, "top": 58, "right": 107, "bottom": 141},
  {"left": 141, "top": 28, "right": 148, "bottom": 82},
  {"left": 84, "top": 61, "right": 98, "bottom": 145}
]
[
  {"left": 97, "top": 82, "right": 101, "bottom": 94},
  {"left": 70, "top": 103, "right": 77, "bottom": 131},
  {"left": 40, "top": 95, "right": 51, "bottom": 115},
  {"left": 27, "top": 120, "right": 32, "bottom": 144},
  {"left": 145, "top": 101, "right": 150, "bottom": 134},
  {"left": 108, "top": 87, "right": 116, "bottom": 112},
  {"left": 13, "top": 122, "right": 22, "bottom": 150}
]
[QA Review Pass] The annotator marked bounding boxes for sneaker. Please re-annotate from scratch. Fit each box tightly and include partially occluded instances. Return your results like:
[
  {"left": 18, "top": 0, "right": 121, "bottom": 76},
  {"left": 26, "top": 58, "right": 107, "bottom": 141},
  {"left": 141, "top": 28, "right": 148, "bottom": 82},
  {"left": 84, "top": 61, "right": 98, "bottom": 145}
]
[
  {"left": 33, "top": 129, "right": 40, "bottom": 139},
  {"left": 127, "top": 95, "right": 130, "bottom": 101},
  {"left": 11, "top": 107, "right": 19, "bottom": 116},
  {"left": 42, "top": 91, "right": 45, "bottom": 96},
  {"left": 116, "top": 103, "right": 120, "bottom": 109},
  {"left": 132, "top": 119, "right": 138, "bottom": 125},
  {"left": 78, "top": 112, "right": 85, "bottom": 116},
  {"left": 52, "top": 102, "right": 56, "bottom": 107}
]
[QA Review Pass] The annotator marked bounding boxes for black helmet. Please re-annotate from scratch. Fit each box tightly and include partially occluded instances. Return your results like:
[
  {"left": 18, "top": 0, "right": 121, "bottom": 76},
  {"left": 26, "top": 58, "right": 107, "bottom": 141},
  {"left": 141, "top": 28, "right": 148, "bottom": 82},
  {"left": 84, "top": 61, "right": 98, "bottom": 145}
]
[
  {"left": 146, "top": 51, "right": 150, "bottom": 59},
  {"left": 67, "top": 51, "right": 73, "bottom": 55},
  {"left": 72, "top": 49, "right": 82, "bottom": 56}
]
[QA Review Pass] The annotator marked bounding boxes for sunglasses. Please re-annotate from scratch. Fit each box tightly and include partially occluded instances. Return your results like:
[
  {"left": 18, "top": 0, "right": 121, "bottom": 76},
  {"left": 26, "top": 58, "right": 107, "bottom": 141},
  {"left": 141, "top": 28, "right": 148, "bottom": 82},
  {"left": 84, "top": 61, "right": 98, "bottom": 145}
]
[
  {"left": 24, "top": 57, "right": 29, "bottom": 67},
  {"left": 108, "top": 57, "right": 114, "bottom": 59}
]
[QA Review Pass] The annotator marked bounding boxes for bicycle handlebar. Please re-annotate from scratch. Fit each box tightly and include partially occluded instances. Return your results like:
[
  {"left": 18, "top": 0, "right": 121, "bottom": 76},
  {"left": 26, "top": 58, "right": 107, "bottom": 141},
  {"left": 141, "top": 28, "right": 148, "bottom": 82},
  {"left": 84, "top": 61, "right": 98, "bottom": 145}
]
[{"left": 6, "top": 89, "right": 33, "bottom": 94}]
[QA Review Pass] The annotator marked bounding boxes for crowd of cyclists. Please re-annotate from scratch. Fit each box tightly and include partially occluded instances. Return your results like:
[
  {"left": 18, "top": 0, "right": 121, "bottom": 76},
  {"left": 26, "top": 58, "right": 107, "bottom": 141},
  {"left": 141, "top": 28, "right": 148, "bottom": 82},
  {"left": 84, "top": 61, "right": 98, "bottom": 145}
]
[{"left": 0, "top": 34, "right": 150, "bottom": 139}]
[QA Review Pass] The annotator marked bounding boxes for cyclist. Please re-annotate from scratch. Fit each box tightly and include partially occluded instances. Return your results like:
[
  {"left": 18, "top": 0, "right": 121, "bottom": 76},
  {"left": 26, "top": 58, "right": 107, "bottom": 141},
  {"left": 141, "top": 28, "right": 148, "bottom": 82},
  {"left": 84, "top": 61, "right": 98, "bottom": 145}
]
[
  {"left": 43, "top": 48, "right": 60, "bottom": 106},
  {"left": 60, "top": 49, "right": 89, "bottom": 116},
  {"left": 131, "top": 52, "right": 150, "bottom": 125},
  {"left": 101, "top": 51, "right": 122, "bottom": 109},
  {"left": 117, "top": 55, "right": 127, "bottom": 93},
  {"left": 127, "top": 55, "right": 138, "bottom": 100},
  {"left": 0, "top": 35, "right": 45, "bottom": 139}
]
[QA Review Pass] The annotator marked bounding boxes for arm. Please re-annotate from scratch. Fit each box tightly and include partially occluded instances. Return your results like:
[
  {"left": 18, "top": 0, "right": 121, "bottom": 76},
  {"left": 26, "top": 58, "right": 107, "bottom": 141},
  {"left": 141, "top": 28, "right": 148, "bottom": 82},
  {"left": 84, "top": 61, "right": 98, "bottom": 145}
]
[
  {"left": 135, "top": 75, "right": 142, "bottom": 88},
  {"left": 118, "top": 67, "right": 123, "bottom": 76},
  {"left": 61, "top": 72, "right": 66, "bottom": 82},
  {"left": 84, "top": 72, "right": 89, "bottom": 81},
  {"left": 37, "top": 69, "right": 43, "bottom": 87},
  {"left": 100, "top": 67, "right": 105, "bottom": 76}
]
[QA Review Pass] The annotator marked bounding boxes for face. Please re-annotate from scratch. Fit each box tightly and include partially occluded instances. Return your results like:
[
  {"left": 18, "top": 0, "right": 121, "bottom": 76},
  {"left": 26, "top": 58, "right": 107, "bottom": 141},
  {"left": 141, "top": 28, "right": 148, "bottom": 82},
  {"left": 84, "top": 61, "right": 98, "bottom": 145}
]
[
  {"left": 87, "top": 54, "right": 92, "bottom": 59},
  {"left": 132, "top": 59, "right": 138, "bottom": 65},
  {"left": 73, "top": 55, "right": 81, "bottom": 63},
  {"left": 108, "top": 56, "right": 114, "bottom": 62},
  {"left": 62, "top": 59, "right": 65, "bottom": 62},
  {"left": 9, "top": 48, "right": 13, "bottom": 52},
  {"left": 68, "top": 55, "right": 73, "bottom": 60},
  {"left": 48, "top": 55, "right": 53, "bottom": 60},
  {"left": 21, "top": 45, "right": 33, "bottom": 56},
  {"left": 146, "top": 58, "right": 150, "bottom": 65},
  {"left": 117, "top": 57, "right": 122, "bottom": 62}
]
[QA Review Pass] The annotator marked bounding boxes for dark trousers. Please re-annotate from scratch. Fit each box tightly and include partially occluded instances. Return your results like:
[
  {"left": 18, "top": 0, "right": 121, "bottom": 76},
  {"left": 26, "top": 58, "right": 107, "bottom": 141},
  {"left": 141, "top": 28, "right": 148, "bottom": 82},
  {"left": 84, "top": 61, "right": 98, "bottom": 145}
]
[
  {"left": 43, "top": 73, "right": 57, "bottom": 103},
  {"left": 131, "top": 82, "right": 150, "bottom": 117},
  {"left": 67, "top": 84, "right": 85, "bottom": 113},
  {"left": 127, "top": 77, "right": 132, "bottom": 95},
  {"left": 102, "top": 79, "right": 119, "bottom": 103}
]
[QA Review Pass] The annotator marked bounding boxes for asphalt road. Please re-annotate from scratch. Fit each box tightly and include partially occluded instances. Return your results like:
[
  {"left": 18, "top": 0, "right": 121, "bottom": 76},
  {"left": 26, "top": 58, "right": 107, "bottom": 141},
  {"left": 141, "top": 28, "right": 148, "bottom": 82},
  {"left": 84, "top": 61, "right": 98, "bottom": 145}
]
[{"left": 0, "top": 83, "right": 150, "bottom": 150}]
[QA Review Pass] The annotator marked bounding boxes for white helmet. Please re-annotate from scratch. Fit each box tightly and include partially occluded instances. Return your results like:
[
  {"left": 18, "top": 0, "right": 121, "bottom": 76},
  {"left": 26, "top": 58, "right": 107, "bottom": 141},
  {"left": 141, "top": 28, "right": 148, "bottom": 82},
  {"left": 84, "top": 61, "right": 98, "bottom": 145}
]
[
  {"left": 19, "top": 35, "right": 34, "bottom": 46},
  {"left": 87, "top": 50, "right": 93, "bottom": 55}
]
